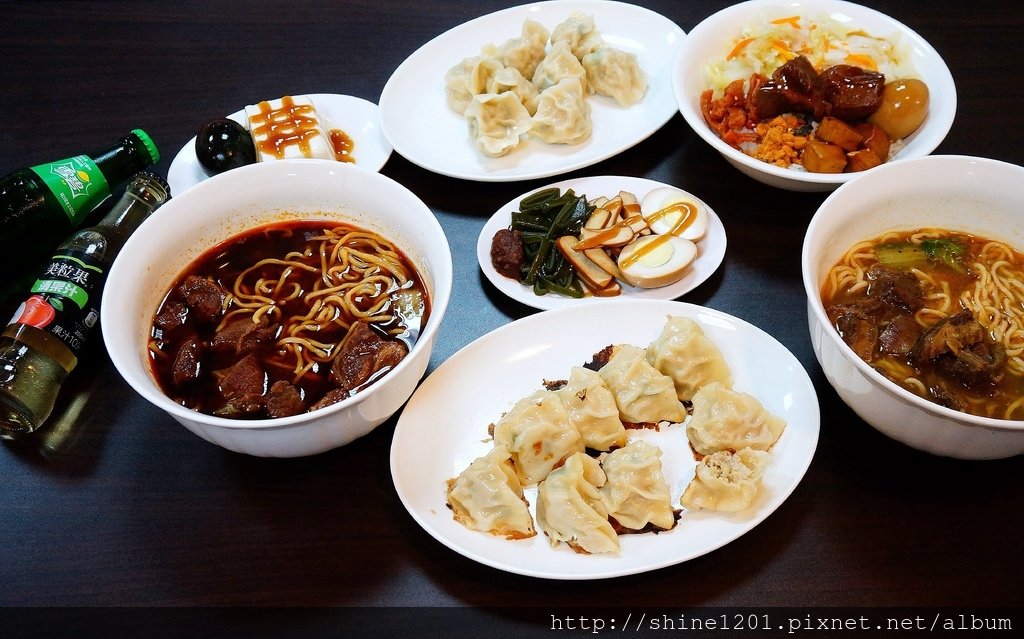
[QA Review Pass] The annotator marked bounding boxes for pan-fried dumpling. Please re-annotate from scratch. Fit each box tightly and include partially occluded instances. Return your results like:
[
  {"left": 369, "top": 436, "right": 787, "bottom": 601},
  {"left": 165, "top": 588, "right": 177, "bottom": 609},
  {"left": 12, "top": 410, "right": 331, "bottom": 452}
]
[
  {"left": 550, "top": 11, "right": 604, "bottom": 59},
  {"left": 600, "top": 440, "right": 676, "bottom": 531},
  {"left": 646, "top": 316, "right": 733, "bottom": 402},
  {"left": 686, "top": 382, "right": 786, "bottom": 455},
  {"left": 536, "top": 452, "right": 619, "bottom": 554},
  {"left": 554, "top": 366, "right": 627, "bottom": 451},
  {"left": 531, "top": 77, "right": 592, "bottom": 145},
  {"left": 444, "top": 54, "right": 504, "bottom": 114},
  {"left": 486, "top": 66, "right": 540, "bottom": 115},
  {"left": 446, "top": 445, "right": 537, "bottom": 539},
  {"left": 492, "top": 390, "right": 583, "bottom": 485},
  {"left": 494, "top": 18, "right": 550, "bottom": 80},
  {"left": 532, "top": 41, "right": 588, "bottom": 93},
  {"left": 599, "top": 344, "right": 687, "bottom": 424},
  {"left": 680, "top": 447, "right": 771, "bottom": 512},
  {"left": 464, "top": 92, "right": 532, "bottom": 157},
  {"left": 582, "top": 46, "right": 647, "bottom": 107}
]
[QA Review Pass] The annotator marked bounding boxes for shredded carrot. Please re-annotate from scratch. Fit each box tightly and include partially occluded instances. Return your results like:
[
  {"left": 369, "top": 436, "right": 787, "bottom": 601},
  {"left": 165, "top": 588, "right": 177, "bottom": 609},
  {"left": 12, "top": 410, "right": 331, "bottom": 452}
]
[
  {"left": 770, "top": 15, "right": 801, "bottom": 28},
  {"left": 727, "top": 37, "right": 755, "bottom": 60},
  {"left": 845, "top": 53, "right": 877, "bottom": 70},
  {"left": 771, "top": 40, "right": 793, "bottom": 58}
]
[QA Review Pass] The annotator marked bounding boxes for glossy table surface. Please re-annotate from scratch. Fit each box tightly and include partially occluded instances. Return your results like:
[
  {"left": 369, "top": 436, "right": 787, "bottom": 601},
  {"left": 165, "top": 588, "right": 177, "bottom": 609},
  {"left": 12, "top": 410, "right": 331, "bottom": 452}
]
[{"left": 1, "top": 0, "right": 1021, "bottom": 627}]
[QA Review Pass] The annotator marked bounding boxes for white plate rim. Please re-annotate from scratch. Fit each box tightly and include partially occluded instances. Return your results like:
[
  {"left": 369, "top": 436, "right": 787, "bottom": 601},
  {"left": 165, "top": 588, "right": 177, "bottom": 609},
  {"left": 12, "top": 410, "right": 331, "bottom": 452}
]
[
  {"left": 390, "top": 299, "right": 820, "bottom": 580},
  {"left": 476, "top": 175, "right": 728, "bottom": 310},
  {"left": 167, "top": 93, "right": 393, "bottom": 196},
  {"left": 378, "top": 0, "right": 686, "bottom": 182}
]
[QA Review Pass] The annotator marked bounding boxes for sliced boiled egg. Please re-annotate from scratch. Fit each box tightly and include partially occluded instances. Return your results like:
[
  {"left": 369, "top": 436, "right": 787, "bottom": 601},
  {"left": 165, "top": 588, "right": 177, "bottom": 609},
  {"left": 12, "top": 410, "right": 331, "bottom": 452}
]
[
  {"left": 616, "top": 235, "right": 697, "bottom": 289},
  {"left": 640, "top": 187, "right": 708, "bottom": 240}
]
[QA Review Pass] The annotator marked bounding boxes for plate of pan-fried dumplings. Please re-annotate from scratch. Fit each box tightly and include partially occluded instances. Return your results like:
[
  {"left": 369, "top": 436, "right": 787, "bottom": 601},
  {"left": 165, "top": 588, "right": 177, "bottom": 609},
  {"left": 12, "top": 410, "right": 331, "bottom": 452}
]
[
  {"left": 378, "top": 1, "right": 685, "bottom": 181},
  {"left": 390, "top": 299, "right": 819, "bottom": 579}
]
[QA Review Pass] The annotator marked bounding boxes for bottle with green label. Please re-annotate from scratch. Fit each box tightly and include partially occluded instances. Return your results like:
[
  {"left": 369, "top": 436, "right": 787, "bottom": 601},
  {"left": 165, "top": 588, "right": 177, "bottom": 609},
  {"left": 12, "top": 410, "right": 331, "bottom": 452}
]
[
  {"left": 0, "top": 129, "right": 160, "bottom": 251},
  {"left": 0, "top": 171, "right": 170, "bottom": 438}
]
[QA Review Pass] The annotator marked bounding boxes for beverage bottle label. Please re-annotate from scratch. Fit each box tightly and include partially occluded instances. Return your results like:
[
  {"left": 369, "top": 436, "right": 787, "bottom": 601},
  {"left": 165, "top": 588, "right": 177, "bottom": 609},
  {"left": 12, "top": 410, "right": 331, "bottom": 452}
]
[
  {"left": 29, "top": 155, "right": 112, "bottom": 226},
  {"left": 7, "top": 249, "right": 105, "bottom": 355}
]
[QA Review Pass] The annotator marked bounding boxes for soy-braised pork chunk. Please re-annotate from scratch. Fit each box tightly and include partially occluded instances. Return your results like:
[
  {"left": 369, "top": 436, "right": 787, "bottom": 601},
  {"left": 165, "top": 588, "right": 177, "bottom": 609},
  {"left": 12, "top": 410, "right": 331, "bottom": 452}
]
[
  {"left": 756, "top": 55, "right": 829, "bottom": 120},
  {"left": 265, "top": 380, "right": 305, "bottom": 418},
  {"left": 179, "top": 275, "right": 225, "bottom": 325},
  {"left": 171, "top": 338, "right": 202, "bottom": 387},
  {"left": 490, "top": 228, "right": 524, "bottom": 279},
  {"left": 212, "top": 318, "right": 279, "bottom": 355},
  {"left": 819, "top": 64, "right": 885, "bottom": 121},
  {"left": 330, "top": 321, "right": 409, "bottom": 392}
]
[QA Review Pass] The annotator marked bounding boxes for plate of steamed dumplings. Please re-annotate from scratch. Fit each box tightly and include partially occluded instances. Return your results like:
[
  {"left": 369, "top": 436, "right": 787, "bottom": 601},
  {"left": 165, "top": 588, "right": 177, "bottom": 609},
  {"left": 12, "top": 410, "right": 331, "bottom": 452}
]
[
  {"left": 390, "top": 300, "right": 820, "bottom": 579},
  {"left": 378, "top": 0, "right": 685, "bottom": 181}
]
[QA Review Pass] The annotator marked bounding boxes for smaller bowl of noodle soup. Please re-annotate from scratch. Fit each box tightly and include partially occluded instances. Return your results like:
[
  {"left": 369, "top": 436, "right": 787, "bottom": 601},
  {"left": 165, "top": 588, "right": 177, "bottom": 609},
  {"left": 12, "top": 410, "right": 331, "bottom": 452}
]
[
  {"left": 803, "top": 155, "right": 1024, "bottom": 459},
  {"left": 103, "top": 159, "right": 452, "bottom": 457}
]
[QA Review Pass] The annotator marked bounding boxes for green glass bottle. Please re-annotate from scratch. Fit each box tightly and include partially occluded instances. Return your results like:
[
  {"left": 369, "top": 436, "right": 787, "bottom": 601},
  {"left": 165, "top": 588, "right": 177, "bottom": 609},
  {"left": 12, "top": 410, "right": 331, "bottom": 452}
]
[
  {"left": 0, "top": 172, "right": 171, "bottom": 438},
  {"left": 0, "top": 129, "right": 160, "bottom": 249}
]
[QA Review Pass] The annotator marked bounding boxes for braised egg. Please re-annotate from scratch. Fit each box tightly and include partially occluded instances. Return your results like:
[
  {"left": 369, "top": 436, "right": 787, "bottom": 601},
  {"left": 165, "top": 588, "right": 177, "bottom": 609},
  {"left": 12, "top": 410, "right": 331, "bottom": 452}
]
[
  {"left": 617, "top": 235, "right": 697, "bottom": 288},
  {"left": 640, "top": 187, "right": 708, "bottom": 240}
]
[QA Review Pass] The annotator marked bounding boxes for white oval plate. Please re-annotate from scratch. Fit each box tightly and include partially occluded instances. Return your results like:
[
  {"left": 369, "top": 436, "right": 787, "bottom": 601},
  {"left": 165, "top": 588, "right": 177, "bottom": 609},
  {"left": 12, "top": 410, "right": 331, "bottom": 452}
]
[
  {"left": 378, "top": 1, "right": 685, "bottom": 182},
  {"left": 167, "top": 94, "right": 393, "bottom": 196},
  {"left": 477, "top": 176, "right": 727, "bottom": 310},
  {"left": 391, "top": 300, "right": 819, "bottom": 580}
]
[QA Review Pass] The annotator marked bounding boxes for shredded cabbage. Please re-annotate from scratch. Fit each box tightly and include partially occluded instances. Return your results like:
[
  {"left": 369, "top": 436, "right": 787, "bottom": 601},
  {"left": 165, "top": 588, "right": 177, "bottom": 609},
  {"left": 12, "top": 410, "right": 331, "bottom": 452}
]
[{"left": 705, "top": 13, "right": 915, "bottom": 96}]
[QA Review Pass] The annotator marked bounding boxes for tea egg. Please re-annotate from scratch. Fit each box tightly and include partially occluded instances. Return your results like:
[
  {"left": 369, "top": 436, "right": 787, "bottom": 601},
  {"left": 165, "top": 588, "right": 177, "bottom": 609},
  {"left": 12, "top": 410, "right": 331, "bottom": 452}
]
[
  {"left": 640, "top": 187, "right": 708, "bottom": 240},
  {"left": 617, "top": 235, "right": 697, "bottom": 288}
]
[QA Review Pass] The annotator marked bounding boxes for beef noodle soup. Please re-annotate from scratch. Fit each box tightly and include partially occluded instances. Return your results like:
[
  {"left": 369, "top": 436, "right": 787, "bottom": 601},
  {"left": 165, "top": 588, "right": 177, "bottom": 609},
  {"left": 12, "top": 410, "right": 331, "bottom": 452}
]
[
  {"left": 149, "top": 220, "right": 429, "bottom": 419},
  {"left": 822, "top": 229, "right": 1024, "bottom": 420}
]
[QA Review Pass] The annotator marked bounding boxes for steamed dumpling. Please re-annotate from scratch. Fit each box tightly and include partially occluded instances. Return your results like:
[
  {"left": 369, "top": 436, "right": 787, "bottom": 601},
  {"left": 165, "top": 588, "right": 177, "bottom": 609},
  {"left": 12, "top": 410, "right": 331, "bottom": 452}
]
[
  {"left": 444, "top": 54, "right": 504, "bottom": 114},
  {"left": 446, "top": 445, "right": 537, "bottom": 539},
  {"left": 536, "top": 452, "right": 619, "bottom": 554},
  {"left": 550, "top": 11, "right": 604, "bottom": 59},
  {"left": 492, "top": 390, "right": 583, "bottom": 485},
  {"left": 494, "top": 18, "right": 550, "bottom": 80},
  {"left": 464, "top": 92, "right": 532, "bottom": 157},
  {"left": 680, "top": 447, "right": 771, "bottom": 512},
  {"left": 646, "top": 316, "right": 733, "bottom": 402},
  {"left": 582, "top": 46, "right": 647, "bottom": 107},
  {"left": 600, "top": 440, "right": 676, "bottom": 531},
  {"left": 554, "top": 366, "right": 627, "bottom": 451},
  {"left": 531, "top": 77, "right": 592, "bottom": 145},
  {"left": 487, "top": 66, "right": 540, "bottom": 115},
  {"left": 532, "top": 41, "right": 588, "bottom": 93},
  {"left": 599, "top": 344, "right": 687, "bottom": 424},
  {"left": 686, "top": 382, "right": 786, "bottom": 456}
]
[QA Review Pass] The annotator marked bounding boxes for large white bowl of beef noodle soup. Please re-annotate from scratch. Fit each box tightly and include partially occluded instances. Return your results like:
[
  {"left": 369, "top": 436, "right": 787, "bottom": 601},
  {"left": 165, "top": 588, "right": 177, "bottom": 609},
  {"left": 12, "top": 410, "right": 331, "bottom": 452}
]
[
  {"left": 803, "top": 155, "right": 1024, "bottom": 459},
  {"left": 103, "top": 160, "right": 452, "bottom": 457}
]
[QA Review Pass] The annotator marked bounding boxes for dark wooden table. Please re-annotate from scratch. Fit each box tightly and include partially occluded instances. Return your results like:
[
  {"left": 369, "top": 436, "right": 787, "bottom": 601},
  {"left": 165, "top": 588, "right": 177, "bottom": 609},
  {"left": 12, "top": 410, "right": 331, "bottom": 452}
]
[{"left": 2, "top": 0, "right": 1022, "bottom": 634}]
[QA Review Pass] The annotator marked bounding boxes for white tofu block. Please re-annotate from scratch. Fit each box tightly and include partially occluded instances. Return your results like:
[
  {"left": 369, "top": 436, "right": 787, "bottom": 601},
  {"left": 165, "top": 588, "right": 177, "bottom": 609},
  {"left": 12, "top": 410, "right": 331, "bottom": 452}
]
[{"left": 244, "top": 95, "right": 334, "bottom": 162}]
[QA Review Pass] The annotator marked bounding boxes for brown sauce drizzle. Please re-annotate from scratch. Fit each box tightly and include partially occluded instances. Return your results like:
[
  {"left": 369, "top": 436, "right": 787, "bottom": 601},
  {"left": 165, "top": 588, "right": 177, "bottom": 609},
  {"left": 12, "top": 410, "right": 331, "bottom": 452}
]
[
  {"left": 618, "top": 201, "right": 700, "bottom": 269},
  {"left": 249, "top": 95, "right": 356, "bottom": 163}
]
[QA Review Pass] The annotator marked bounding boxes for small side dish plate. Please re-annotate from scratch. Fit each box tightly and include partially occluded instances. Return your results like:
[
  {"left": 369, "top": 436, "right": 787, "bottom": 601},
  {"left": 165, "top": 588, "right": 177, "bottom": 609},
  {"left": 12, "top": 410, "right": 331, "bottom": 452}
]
[
  {"left": 477, "top": 175, "right": 727, "bottom": 310},
  {"left": 390, "top": 299, "right": 819, "bottom": 580},
  {"left": 167, "top": 94, "right": 393, "bottom": 196},
  {"left": 378, "top": 0, "right": 685, "bottom": 182}
]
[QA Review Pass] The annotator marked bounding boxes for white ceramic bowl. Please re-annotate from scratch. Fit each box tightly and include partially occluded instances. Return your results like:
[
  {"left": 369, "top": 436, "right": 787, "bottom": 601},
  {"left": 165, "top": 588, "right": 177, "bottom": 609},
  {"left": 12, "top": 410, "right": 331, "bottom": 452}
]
[
  {"left": 102, "top": 160, "right": 453, "bottom": 457},
  {"left": 802, "top": 155, "right": 1024, "bottom": 459},
  {"left": 673, "top": 0, "right": 956, "bottom": 192}
]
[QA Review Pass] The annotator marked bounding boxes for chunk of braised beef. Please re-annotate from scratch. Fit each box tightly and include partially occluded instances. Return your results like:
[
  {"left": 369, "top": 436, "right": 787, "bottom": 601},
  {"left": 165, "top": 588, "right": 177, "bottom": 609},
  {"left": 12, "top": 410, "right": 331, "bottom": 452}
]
[
  {"left": 490, "top": 228, "right": 524, "bottom": 280},
  {"left": 212, "top": 318, "right": 279, "bottom": 355},
  {"left": 820, "top": 65, "right": 885, "bottom": 120},
  {"left": 756, "top": 55, "right": 830, "bottom": 120},
  {"left": 265, "top": 380, "right": 305, "bottom": 418},
  {"left": 936, "top": 340, "right": 1007, "bottom": 388},
  {"left": 866, "top": 264, "right": 924, "bottom": 312},
  {"left": 330, "top": 321, "right": 409, "bottom": 393},
  {"left": 833, "top": 311, "right": 879, "bottom": 361},
  {"left": 928, "top": 384, "right": 968, "bottom": 413},
  {"left": 877, "top": 314, "right": 922, "bottom": 356},
  {"left": 311, "top": 388, "right": 349, "bottom": 412},
  {"left": 171, "top": 338, "right": 202, "bottom": 387},
  {"left": 214, "top": 354, "right": 266, "bottom": 400},
  {"left": 180, "top": 275, "right": 226, "bottom": 325},
  {"left": 913, "top": 310, "right": 985, "bottom": 362},
  {"left": 154, "top": 301, "right": 189, "bottom": 332}
]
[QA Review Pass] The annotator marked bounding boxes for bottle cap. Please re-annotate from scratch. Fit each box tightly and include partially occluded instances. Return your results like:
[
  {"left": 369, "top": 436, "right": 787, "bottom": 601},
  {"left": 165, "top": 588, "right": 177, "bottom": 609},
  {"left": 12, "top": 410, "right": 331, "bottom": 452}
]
[
  {"left": 131, "top": 128, "right": 161, "bottom": 165},
  {"left": 130, "top": 170, "right": 171, "bottom": 202}
]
